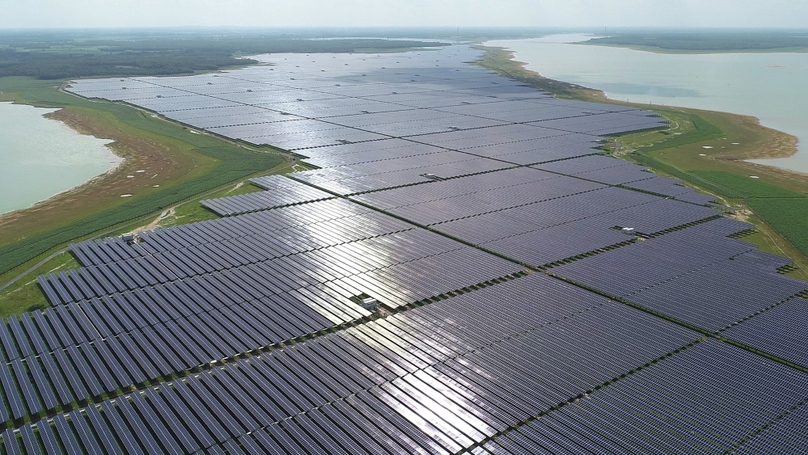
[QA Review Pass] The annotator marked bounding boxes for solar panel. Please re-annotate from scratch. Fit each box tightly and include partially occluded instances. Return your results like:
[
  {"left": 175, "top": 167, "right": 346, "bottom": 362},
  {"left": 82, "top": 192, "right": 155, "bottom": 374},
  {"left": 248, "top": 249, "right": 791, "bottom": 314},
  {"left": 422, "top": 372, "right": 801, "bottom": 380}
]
[
  {"left": 492, "top": 340, "right": 808, "bottom": 453},
  {"left": 722, "top": 298, "right": 808, "bottom": 368},
  {"left": 735, "top": 399, "right": 808, "bottom": 453},
  {"left": 16, "top": 44, "right": 802, "bottom": 454}
]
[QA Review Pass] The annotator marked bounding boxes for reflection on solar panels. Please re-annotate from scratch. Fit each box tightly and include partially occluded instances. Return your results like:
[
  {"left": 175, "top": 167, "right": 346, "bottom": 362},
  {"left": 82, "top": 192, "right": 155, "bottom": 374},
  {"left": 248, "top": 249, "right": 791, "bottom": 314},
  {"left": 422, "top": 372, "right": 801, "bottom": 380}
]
[
  {"left": 201, "top": 178, "right": 334, "bottom": 216},
  {"left": 12, "top": 274, "right": 700, "bottom": 453},
  {"left": 553, "top": 221, "right": 807, "bottom": 330},
  {"left": 479, "top": 340, "right": 808, "bottom": 454},
  {"left": 3, "top": 44, "right": 799, "bottom": 453},
  {"left": 292, "top": 152, "right": 512, "bottom": 195},
  {"left": 722, "top": 298, "right": 808, "bottom": 369}
]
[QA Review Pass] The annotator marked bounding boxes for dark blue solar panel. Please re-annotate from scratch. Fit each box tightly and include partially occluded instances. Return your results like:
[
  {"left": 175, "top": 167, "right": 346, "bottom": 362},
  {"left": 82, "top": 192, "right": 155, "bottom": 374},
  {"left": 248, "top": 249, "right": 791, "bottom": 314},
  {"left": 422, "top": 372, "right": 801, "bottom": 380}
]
[
  {"left": 500, "top": 340, "right": 808, "bottom": 453},
  {"left": 735, "top": 400, "right": 808, "bottom": 454},
  {"left": 36, "top": 44, "right": 805, "bottom": 455},
  {"left": 722, "top": 298, "right": 808, "bottom": 368},
  {"left": 552, "top": 225, "right": 757, "bottom": 297}
]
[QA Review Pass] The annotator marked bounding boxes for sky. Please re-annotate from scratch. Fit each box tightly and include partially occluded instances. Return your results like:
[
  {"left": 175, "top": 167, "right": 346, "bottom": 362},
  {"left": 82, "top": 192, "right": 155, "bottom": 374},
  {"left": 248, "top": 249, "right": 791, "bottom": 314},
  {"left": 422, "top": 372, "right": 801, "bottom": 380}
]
[{"left": 2, "top": 0, "right": 807, "bottom": 29}]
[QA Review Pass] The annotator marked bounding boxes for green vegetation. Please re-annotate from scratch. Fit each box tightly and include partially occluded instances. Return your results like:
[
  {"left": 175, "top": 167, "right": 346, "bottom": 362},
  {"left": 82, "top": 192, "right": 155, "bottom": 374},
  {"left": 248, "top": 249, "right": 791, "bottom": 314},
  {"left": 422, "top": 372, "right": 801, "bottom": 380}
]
[
  {"left": 0, "top": 147, "right": 280, "bottom": 276},
  {"left": 641, "top": 113, "right": 723, "bottom": 151},
  {"left": 0, "top": 76, "right": 286, "bottom": 279},
  {"left": 619, "top": 111, "right": 808, "bottom": 261},
  {"left": 690, "top": 171, "right": 804, "bottom": 199},
  {"left": 159, "top": 180, "right": 262, "bottom": 229},
  {"left": 477, "top": 46, "right": 808, "bottom": 281},
  {"left": 0, "top": 251, "right": 78, "bottom": 318},
  {"left": 0, "top": 30, "right": 445, "bottom": 79},
  {"left": 621, "top": 112, "right": 808, "bottom": 272},
  {"left": 0, "top": 178, "right": 268, "bottom": 316},
  {"left": 746, "top": 199, "right": 808, "bottom": 258},
  {"left": 587, "top": 30, "right": 808, "bottom": 53}
]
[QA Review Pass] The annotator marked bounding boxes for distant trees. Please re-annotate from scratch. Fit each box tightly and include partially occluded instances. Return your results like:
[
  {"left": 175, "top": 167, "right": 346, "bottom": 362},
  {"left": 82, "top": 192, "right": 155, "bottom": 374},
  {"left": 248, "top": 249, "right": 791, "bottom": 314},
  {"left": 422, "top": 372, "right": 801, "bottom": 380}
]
[
  {"left": 0, "top": 34, "right": 446, "bottom": 80},
  {"left": 588, "top": 32, "right": 808, "bottom": 52},
  {"left": 0, "top": 49, "right": 254, "bottom": 79}
]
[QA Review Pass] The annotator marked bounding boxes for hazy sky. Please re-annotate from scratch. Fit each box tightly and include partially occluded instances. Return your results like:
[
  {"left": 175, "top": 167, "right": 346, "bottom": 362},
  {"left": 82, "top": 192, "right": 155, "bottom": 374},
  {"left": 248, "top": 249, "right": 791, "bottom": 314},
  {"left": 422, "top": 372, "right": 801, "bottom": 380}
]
[{"left": 2, "top": 0, "right": 807, "bottom": 29}]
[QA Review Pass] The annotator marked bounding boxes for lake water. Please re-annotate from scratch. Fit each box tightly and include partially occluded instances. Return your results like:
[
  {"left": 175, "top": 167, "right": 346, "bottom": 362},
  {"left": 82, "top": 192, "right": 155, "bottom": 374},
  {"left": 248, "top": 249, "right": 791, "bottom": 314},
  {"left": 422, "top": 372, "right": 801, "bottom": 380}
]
[
  {"left": 0, "top": 102, "right": 121, "bottom": 214},
  {"left": 488, "top": 35, "right": 808, "bottom": 174}
]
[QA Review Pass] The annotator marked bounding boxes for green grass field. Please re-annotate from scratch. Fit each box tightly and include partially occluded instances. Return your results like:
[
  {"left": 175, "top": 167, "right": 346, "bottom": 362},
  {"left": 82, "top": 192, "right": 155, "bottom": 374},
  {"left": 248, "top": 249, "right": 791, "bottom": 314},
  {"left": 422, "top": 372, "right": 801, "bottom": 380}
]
[
  {"left": 0, "top": 252, "right": 78, "bottom": 318},
  {"left": 0, "top": 76, "right": 287, "bottom": 282},
  {"left": 2, "top": 43, "right": 808, "bottom": 318},
  {"left": 158, "top": 180, "right": 263, "bottom": 229},
  {"left": 477, "top": 47, "right": 808, "bottom": 282}
]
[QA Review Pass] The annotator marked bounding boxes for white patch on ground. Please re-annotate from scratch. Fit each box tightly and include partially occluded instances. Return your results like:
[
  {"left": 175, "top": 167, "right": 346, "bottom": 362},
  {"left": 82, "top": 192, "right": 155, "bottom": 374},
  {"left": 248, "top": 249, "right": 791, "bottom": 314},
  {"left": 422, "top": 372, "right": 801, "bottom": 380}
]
[
  {"left": 750, "top": 175, "right": 760, "bottom": 179},
  {"left": 702, "top": 145, "right": 713, "bottom": 149},
  {"left": 121, "top": 194, "right": 132, "bottom": 197}
]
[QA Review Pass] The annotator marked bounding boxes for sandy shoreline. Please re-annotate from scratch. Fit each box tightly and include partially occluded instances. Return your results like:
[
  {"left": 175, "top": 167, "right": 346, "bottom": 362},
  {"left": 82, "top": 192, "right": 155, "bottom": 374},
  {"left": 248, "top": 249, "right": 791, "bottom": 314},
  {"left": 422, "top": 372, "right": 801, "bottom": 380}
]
[
  {"left": 0, "top": 109, "right": 126, "bottom": 217},
  {"left": 477, "top": 45, "right": 805, "bottom": 180},
  {"left": 0, "top": 101, "right": 188, "bottom": 245},
  {"left": 581, "top": 41, "right": 808, "bottom": 55}
]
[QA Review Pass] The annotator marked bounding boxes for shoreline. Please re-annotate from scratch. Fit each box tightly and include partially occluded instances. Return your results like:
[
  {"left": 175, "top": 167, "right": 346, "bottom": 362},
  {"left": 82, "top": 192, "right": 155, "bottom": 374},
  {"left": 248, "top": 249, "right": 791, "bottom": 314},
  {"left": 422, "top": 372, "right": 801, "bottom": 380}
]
[
  {"left": 0, "top": 91, "right": 198, "bottom": 246},
  {"left": 6, "top": 111, "right": 126, "bottom": 212},
  {"left": 0, "top": 102, "right": 125, "bottom": 217},
  {"left": 0, "top": 107, "right": 127, "bottom": 218},
  {"left": 476, "top": 42, "right": 808, "bottom": 279},
  {"left": 580, "top": 41, "right": 808, "bottom": 55},
  {"left": 476, "top": 44, "right": 805, "bottom": 178}
]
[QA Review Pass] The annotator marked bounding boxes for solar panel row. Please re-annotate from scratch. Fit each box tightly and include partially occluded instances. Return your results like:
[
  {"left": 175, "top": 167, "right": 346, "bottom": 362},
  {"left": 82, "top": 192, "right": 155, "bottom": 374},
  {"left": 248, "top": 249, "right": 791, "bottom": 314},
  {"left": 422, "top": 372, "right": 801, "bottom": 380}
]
[
  {"left": 553, "top": 222, "right": 760, "bottom": 296},
  {"left": 553, "top": 222, "right": 808, "bottom": 331},
  {"left": 476, "top": 340, "right": 808, "bottom": 454},
  {"left": 71, "top": 56, "right": 665, "bottom": 155},
  {"left": 734, "top": 398, "right": 808, "bottom": 454},
  {"left": 291, "top": 156, "right": 512, "bottom": 195},
  {"left": 0, "top": 282, "right": 368, "bottom": 422},
  {"left": 32, "top": 43, "right": 806, "bottom": 454},
  {"left": 722, "top": 298, "right": 808, "bottom": 369},
  {"left": 50, "top": 211, "right": 414, "bottom": 303},
  {"left": 15, "top": 233, "right": 521, "bottom": 423},
  {"left": 625, "top": 258, "right": 806, "bottom": 330},
  {"left": 7, "top": 273, "right": 697, "bottom": 453},
  {"left": 70, "top": 199, "right": 374, "bottom": 267},
  {"left": 200, "top": 183, "right": 333, "bottom": 217}
]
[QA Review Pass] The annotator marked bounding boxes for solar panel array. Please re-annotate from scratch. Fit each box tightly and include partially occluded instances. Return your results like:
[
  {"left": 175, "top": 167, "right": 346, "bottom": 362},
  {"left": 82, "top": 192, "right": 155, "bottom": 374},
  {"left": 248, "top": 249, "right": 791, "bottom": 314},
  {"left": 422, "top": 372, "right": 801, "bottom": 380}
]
[
  {"left": 722, "top": 297, "right": 808, "bottom": 369},
  {"left": 477, "top": 340, "right": 808, "bottom": 454},
  {"left": 1, "top": 44, "right": 802, "bottom": 453},
  {"left": 200, "top": 177, "right": 334, "bottom": 216},
  {"left": 10, "top": 274, "right": 703, "bottom": 454},
  {"left": 553, "top": 223, "right": 807, "bottom": 331}
]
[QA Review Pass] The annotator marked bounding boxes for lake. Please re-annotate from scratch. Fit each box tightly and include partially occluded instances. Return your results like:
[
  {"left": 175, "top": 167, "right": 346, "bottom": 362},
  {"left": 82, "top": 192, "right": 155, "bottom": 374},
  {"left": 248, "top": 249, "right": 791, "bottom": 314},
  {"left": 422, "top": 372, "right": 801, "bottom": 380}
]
[
  {"left": 488, "top": 35, "right": 808, "bottom": 174},
  {"left": 0, "top": 102, "right": 121, "bottom": 215}
]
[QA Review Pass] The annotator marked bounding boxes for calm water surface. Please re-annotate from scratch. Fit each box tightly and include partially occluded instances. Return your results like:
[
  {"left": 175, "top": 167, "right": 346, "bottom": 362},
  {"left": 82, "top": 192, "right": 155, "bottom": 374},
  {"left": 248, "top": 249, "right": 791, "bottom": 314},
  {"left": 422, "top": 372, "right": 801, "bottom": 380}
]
[
  {"left": 0, "top": 102, "right": 120, "bottom": 214},
  {"left": 488, "top": 35, "right": 808, "bottom": 174}
]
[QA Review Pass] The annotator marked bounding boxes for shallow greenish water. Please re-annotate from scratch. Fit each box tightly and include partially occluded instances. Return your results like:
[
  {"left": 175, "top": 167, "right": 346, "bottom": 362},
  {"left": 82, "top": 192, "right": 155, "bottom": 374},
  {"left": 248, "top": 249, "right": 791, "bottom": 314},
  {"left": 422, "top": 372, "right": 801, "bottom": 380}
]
[
  {"left": 0, "top": 102, "right": 120, "bottom": 214},
  {"left": 488, "top": 35, "right": 808, "bottom": 174}
]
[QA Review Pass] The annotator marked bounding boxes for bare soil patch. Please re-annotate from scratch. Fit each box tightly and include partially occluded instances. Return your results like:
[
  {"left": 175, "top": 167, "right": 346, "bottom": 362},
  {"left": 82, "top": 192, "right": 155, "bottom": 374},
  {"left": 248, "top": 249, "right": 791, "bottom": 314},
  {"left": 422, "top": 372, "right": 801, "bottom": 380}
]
[{"left": 0, "top": 107, "right": 194, "bottom": 245}]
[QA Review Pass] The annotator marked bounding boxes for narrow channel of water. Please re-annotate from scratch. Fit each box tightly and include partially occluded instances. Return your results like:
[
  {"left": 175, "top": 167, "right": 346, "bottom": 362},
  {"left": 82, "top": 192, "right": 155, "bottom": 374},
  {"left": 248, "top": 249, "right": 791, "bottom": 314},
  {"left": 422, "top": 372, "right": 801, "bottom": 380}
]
[
  {"left": 0, "top": 102, "right": 121, "bottom": 215},
  {"left": 488, "top": 35, "right": 808, "bottom": 174}
]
